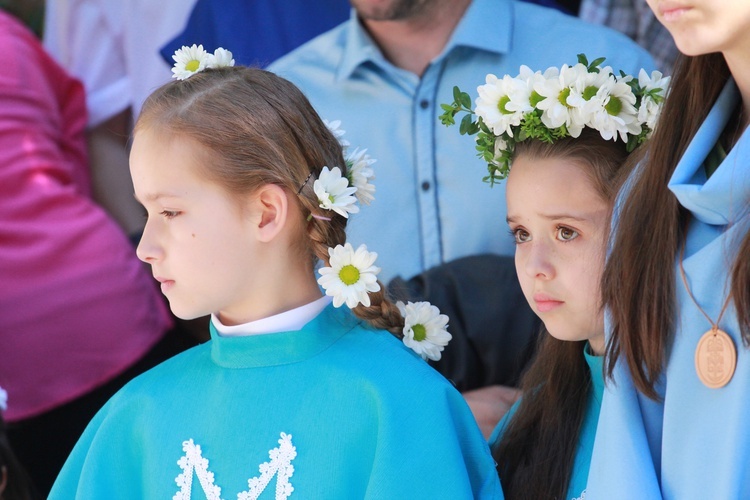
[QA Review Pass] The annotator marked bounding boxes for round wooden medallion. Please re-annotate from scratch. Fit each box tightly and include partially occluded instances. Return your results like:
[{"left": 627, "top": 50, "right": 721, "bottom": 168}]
[{"left": 694, "top": 328, "right": 737, "bottom": 389}]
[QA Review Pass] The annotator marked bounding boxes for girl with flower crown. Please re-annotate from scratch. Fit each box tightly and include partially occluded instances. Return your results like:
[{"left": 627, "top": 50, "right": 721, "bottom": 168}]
[
  {"left": 49, "top": 46, "right": 501, "bottom": 499},
  {"left": 586, "top": 2, "right": 750, "bottom": 498},
  {"left": 442, "top": 56, "right": 668, "bottom": 500}
]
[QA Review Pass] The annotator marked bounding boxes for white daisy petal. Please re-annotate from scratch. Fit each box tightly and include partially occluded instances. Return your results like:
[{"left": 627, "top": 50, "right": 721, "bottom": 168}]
[
  {"left": 317, "top": 243, "right": 381, "bottom": 309},
  {"left": 171, "top": 44, "right": 211, "bottom": 80},
  {"left": 397, "top": 301, "right": 452, "bottom": 361},
  {"left": 313, "top": 166, "right": 359, "bottom": 218},
  {"left": 208, "top": 47, "right": 235, "bottom": 68},
  {"left": 346, "top": 147, "right": 376, "bottom": 205}
]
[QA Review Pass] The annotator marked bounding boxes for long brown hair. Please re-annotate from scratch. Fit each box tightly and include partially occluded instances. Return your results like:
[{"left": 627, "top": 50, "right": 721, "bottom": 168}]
[
  {"left": 493, "top": 130, "right": 629, "bottom": 499},
  {"left": 135, "top": 67, "right": 405, "bottom": 335},
  {"left": 602, "top": 53, "right": 750, "bottom": 399}
]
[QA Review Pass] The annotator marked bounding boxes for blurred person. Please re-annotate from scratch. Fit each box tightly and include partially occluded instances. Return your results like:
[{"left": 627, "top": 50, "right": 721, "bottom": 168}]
[{"left": 0, "top": 10, "right": 192, "bottom": 496}]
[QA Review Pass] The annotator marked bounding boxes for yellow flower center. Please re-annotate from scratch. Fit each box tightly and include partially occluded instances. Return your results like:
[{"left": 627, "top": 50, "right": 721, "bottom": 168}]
[
  {"left": 328, "top": 194, "right": 336, "bottom": 204},
  {"left": 558, "top": 87, "right": 571, "bottom": 108},
  {"left": 185, "top": 59, "right": 201, "bottom": 72},
  {"left": 412, "top": 324, "right": 427, "bottom": 342},
  {"left": 497, "top": 95, "right": 513, "bottom": 115},
  {"left": 529, "top": 91, "right": 545, "bottom": 107},
  {"left": 605, "top": 96, "right": 622, "bottom": 116},
  {"left": 582, "top": 85, "right": 598, "bottom": 101},
  {"left": 339, "top": 265, "right": 360, "bottom": 286}
]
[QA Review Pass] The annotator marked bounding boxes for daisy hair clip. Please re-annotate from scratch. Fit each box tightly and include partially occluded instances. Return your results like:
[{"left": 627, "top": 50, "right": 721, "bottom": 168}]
[
  {"left": 171, "top": 44, "right": 236, "bottom": 80},
  {"left": 439, "top": 54, "right": 670, "bottom": 185}
]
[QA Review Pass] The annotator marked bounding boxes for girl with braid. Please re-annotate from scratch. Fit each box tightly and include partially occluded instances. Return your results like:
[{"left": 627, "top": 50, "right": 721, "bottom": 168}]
[{"left": 50, "top": 46, "right": 500, "bottom": 499}]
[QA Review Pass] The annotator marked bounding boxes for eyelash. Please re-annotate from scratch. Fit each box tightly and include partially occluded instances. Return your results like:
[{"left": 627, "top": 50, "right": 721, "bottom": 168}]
[
  {"left": 508, "top": 226, "right": 579, "bottom": 243},
  {"left": 160, "top": 210, "right": 180, "bottom": 220}
]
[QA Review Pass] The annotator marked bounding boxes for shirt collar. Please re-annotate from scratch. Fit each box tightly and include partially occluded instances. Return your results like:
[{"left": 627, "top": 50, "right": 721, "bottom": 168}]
[
  {"left": 211, "top": 295, "right": 332, "bottom": 337},
  {"left": 669, "top": 78, "right": 750, "bottom": 225},
  {"left": 336, "top": 0, "right": 512, "bottom": 82}
]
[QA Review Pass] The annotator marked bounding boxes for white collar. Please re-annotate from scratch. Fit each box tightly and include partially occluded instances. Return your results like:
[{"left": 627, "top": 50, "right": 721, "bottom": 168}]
[{"left": 211, "top": 296, "right": 333, "bottom": 337}]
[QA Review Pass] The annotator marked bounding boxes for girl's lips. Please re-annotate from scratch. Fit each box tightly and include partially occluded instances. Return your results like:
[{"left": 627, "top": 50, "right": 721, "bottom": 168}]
[
  {"left": 154, "top": 276, "right": 175, "bottom": 292},
  {"left": 533, "top": 293, "right": 564, "bottom": 312},
  {"left": 659, "top": 3, "right": 691, "bottom": 22}
]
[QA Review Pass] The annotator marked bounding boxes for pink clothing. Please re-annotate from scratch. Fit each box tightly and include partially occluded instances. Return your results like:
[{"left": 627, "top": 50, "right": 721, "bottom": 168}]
[{"left": 0, "top": 12, "right": 173, "bottom": 422}]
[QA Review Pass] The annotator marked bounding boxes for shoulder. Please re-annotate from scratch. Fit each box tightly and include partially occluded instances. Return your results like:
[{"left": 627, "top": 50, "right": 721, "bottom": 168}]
[
  {"left": 510, "top": 2, "right": 655, "bottom": 71},
  {"left": 327, "top": 319, "right": 464, "bottom": 403},
  {"left": 268, "top": 21, "right": 348, "bottom": 81}
]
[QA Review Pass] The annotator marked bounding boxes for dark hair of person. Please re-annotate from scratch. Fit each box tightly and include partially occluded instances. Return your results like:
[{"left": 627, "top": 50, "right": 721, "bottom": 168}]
[
  {"left": 493, "top": 129, "right": 629, "bottom": 499},
  {"left": 601, "top": 53, "right": 750, "bottom": 399}
]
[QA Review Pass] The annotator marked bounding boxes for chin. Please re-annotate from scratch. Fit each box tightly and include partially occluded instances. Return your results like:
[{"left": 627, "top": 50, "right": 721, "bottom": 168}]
[{"left": 168, "top": 302, "right": 210, "bottom": 321}]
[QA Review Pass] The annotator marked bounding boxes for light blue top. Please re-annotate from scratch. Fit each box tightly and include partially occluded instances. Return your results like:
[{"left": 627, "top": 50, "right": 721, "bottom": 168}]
[
  {"left": 50, "top": 304, "right": 502, "bottom": 498},
  {"left": 587, "top": 79, "right": 750, "bottom": 499},
  {"left": 269, "top": 0, "right": 654, "bottom": 282},
  {"left": 489, "top": 345, "right": 604, "bottom": 500}
]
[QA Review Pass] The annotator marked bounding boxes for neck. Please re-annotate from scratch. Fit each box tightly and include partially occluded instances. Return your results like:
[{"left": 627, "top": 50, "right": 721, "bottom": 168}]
[
  {"left": 360, "top": 0, "right": 471, "bottom": 77},
  {"left": 725, "top": 51, "right": 750, "bottom": 130}
]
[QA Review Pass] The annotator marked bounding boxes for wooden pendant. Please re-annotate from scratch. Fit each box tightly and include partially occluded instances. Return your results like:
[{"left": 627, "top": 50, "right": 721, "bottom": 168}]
[{"left": 694, "top": 328, "right": 736, "bottom": 389}]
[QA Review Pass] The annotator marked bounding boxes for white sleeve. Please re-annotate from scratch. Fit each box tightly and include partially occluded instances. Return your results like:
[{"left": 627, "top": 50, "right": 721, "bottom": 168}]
[{"left": 43, "top": 0, "right": 131, "bottom": 126}]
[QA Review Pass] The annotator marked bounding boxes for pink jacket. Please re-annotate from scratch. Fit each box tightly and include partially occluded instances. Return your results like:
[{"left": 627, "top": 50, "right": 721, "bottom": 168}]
[{"left": 0, "top": 12, "right": 172, "bottom": 422}]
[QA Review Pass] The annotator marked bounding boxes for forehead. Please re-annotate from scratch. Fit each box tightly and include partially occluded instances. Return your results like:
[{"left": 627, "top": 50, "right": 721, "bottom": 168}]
[
  {"left": 506, "top": 155, "right": 608, "bottom": 212},
  {"left": 129, "top": 128, "right": 211, "bottom": 196}
]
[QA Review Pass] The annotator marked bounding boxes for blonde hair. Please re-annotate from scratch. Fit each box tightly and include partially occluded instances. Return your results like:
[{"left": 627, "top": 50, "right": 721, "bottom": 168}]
[{"left": 135, "top": 67, "right": 405, "bottom": 335}]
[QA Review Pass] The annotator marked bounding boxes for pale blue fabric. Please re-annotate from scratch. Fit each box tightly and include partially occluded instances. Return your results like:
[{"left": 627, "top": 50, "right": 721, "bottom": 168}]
[
  {"left": 50, "top": 304, "right": 502, "bottom": 498},
  {"left": 588, "top": 79, "right": 750, "bottom": 499},
  {"left": 269, "top": 0, "right": 654, "bottom": 282},
  {"left": 488, "top": 344, "right": 604, "bottom": 500}
]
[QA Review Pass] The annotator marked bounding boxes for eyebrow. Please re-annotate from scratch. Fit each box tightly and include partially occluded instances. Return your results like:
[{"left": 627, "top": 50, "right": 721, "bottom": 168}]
[
  {"left": 506, "top": 213, "right": 595, "bottom": 224},
  {"left": 133, "top": 192, "right": 181, "bottom": 204}
]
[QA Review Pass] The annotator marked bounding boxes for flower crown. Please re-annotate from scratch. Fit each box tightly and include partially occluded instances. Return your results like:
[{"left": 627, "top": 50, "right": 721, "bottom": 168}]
[
  {"left": 169, "top": 44, "right": 452, "bottom": 361},
  {"left": 440, "top": 54, "right": 670, "bottom": 185}
]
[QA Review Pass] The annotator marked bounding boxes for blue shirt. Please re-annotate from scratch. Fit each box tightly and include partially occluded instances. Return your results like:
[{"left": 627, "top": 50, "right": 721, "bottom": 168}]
[
  {"left": 587, "top": 79, "right": 750, "bottom": 499},
  {"left": 269, "top": 0, "right": 654, "bottom": 282},
  {"left": 489, "top": 344, "right": 604, "bottom": 500},
  {"left": 50, "top": 304, "right": 502, "bottom": 498}
]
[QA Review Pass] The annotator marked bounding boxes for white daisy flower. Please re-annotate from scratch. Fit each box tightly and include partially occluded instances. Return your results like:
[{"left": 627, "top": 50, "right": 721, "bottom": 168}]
[
  {"left": 535, "top": 63, "right": 590, "bottom": 137},
  {"left": 475, "top": 73, "right": 528, "bottom": 137},
  {"left": 637, "top": 69, "right": 670, "bottom": 132},
  {"left": 317, "top": 243, "right": 381, "bottom": 308},
  {"left": 0, "top": 385, "right": 7, "bottom": 411},
  {"left": 323, "top": 119, "right": 350, "bottom": 148},
  {"left": 566, "top": 65, "right": 615, "bottom": 129},
  {"left": 208, "top": 47, "right": 235, "bottom": 68},
  {"left": 313, "top": 166, "right": 359, "bottom": 218},
  {"left": 346, "top": 147, "right": 376, "bottom": 205},
  {"left": 397, "top": 301, "right": 452, "bottom": 361},
  {"left": 588, "top": 75, "right": 639, "bottom": 142},
  {"left": 171, "top": 44, "right": 211, "bottom": 80}
]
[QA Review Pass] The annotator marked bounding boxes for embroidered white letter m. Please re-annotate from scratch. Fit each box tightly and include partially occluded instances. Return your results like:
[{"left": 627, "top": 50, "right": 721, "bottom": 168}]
[{"left": 174, "top": 432, "right": 297, "bottom": 500}]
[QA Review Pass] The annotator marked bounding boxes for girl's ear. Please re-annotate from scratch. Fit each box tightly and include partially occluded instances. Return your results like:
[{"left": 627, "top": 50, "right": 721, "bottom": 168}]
[{"left": 252, "top": 184, "right": 290, "bottom": 243}]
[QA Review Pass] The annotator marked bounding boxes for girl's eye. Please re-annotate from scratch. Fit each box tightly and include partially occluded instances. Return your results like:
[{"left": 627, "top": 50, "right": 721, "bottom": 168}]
[
  {"left": 160, "top": 210, "right": 180, "bottom": 219},
  {"left": 556, "top": 226, "right": 579, "bottom": 241},
  {"left": 510, "top": 228, "right": 531, "bottom": 244}
]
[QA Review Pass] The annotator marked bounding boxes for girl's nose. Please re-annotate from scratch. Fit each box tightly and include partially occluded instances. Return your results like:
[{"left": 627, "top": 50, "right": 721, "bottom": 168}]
[
  {"left": 524, "top": 241, "right": 555, "bottom": 280},
  {"left": 135, "top": 220, "right": 162, "bottom": 263}
]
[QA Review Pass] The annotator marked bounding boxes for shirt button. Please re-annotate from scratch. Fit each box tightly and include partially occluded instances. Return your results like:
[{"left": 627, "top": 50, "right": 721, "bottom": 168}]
[
  {"left": 421, "top": 181, "right": 430, "bottom": 191},
  {"left": 419, "top": 99, "right": 429, "bottom": 109}
]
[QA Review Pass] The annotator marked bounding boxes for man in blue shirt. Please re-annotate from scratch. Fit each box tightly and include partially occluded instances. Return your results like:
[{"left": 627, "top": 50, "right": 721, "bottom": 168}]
[
  {"left": 269, "top": 0, "right": 653, "bottom": 284},
  {"left": 269, "top": 0, "right": 653, "bottom": 433}
]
